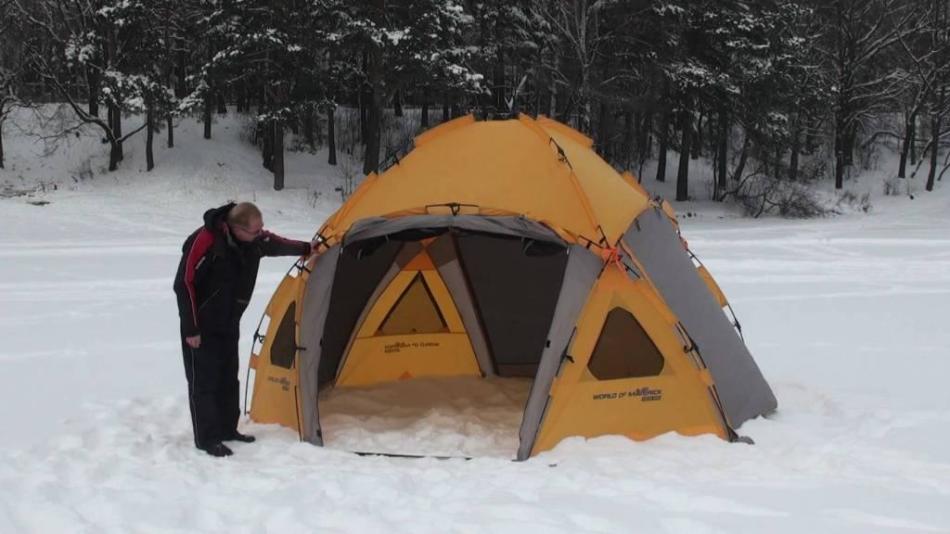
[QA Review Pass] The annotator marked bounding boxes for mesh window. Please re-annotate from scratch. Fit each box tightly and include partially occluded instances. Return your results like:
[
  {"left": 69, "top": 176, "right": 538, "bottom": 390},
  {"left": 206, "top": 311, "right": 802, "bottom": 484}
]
[
  {"left": 587, "top": 307, "right": 665, "bottom": 380},
  {"left": 270, "top": 302, "right": 297, "bottom": 369},
  {"left": 378, "top": 273, "right": 447, "bottom": 335}
]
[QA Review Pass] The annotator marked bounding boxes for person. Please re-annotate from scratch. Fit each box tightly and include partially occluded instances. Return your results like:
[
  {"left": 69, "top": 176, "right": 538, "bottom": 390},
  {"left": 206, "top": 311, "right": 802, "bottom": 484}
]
[{"left": 173, "top": 202, "right": 313, "bottom": 457}]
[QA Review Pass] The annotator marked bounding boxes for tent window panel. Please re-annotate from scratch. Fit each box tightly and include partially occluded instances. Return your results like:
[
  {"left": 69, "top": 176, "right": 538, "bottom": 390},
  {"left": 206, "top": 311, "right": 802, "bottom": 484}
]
[
  {"left": 588, "top": 307, "right": 665, "bottom": 380},
  {"left": 456, "top": 234, "right": 568, "bottom": 369},
  {"left": 378, "top": 273, "right": 447, "bottom": 335},
  {"left": 270, "top": 302, "right": 297, "bottom": 369},
  {"left": 320, "top": 240, "right": 403, "bottom": 385}
]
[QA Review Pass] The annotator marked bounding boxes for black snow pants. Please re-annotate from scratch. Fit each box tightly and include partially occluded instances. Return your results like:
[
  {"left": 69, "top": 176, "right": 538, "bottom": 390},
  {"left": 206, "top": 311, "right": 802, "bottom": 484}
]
[{"left": 181, "top": 333, "right": 240, "bottom": 449}]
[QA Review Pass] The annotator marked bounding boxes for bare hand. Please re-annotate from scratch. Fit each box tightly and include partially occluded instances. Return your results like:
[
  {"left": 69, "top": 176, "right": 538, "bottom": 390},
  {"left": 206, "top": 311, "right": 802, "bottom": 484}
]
[{"left": 185, "top": 335, "right": 201, "bottom": 349}]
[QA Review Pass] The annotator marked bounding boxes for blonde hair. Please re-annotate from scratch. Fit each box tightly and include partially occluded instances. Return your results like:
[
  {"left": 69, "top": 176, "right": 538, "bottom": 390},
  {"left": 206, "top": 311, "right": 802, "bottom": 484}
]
[{"left": 228, "top": 202, "right": 262, "bottom": 227}]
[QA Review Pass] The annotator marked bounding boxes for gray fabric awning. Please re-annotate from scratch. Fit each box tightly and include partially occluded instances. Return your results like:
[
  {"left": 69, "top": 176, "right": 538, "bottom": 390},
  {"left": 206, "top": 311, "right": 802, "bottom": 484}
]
[{"left": 343, "top": 215, "right": 565, "bottom": 247}]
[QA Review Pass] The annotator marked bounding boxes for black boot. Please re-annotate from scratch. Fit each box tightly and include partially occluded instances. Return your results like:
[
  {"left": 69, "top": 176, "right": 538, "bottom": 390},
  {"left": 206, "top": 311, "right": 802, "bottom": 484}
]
[
  {"left": 200, "top": 442, "right": 234, "bottom": 457},
  {"left": 224, "top": 431, "right": 255, "bottom": 443}
]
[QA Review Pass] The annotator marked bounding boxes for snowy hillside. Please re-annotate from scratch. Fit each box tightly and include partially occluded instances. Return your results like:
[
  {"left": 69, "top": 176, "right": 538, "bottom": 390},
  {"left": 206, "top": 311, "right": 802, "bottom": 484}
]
[{"left": 1, "top": 110, "right": 948, "bottom": 533}]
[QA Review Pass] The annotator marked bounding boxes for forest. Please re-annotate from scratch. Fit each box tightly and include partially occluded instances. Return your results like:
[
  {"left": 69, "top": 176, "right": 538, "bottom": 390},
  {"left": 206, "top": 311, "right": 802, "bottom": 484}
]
[{"left": 1, "top": 0, "right": 948, "bottom": 213}]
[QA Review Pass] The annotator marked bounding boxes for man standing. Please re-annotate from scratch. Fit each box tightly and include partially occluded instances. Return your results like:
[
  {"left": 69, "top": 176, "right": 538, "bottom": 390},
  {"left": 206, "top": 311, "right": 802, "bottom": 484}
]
[{"left": 173, "top": 202, "right": 313, "bottom": 457}]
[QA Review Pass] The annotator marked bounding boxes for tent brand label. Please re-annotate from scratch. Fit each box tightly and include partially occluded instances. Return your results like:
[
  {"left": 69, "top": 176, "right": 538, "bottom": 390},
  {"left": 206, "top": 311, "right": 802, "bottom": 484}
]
[
  {"left": 593, "top": 387, "right": 662, "bottom": 402},
  {"left": 267, "top": 376, "right": 291, "bottom": 391},
  {"left": 384, "top": 340, "right": 441, "bottom": 354}
]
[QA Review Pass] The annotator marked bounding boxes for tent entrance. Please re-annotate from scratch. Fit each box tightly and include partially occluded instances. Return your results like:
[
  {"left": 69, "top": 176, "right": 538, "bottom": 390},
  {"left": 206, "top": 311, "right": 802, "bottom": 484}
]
[
  {"left": 312, "top": 223, "right": 571, "bottom": 456},
  {"left": 326, "top": 229, "right": 571, "bottom": 388}
]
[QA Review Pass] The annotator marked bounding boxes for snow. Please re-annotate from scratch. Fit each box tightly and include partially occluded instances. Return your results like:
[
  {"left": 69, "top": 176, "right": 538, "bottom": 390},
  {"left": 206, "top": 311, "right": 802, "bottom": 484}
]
[{"left": 1, "top": 107, "right": 949, "bottom": 533}]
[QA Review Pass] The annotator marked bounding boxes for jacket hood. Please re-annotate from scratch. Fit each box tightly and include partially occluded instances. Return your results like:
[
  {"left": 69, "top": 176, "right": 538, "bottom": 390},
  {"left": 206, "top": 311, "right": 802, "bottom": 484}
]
[{"left": 203, "top": 203, "right": 236, "bottom": 231}]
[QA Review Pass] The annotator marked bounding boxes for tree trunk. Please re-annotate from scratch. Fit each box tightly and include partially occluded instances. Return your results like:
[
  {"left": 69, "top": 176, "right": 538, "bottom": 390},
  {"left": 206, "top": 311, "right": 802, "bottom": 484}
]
[
  {"left": 262, "top": 121, "right": 273, "bottom": 171},
  {"left": 442, "top": 95, "right": 450, "bottom": 123},
  {"left": 597, "top": 101, "right": 614, "bottom": 163},
  {"left": 203, "top": 92, "right": 212, "bottom": 139},
  {"left": 844, "top": 123, "right": 857, "bottom": 168},
  {"left": 0, "top": 118, "right": 5, "bottom": 169},
  {"left": 359, "top": 52, "right": 368, "bottom": 144},
  {"left": 421, "top": 88, "right": 429, "bottom": 129},
  {"left": 176, "top": 49, "right": 187, "bottom": 98},
  {"left": 731, "top": 134, "right": 750, "bottom": 183},
  {"left": 364, "top": 87, "right": 382, "bottom": 175},
  {"left": 111, "top": 102, "right": 123, "bottom": 161},
  {"left": 834, "top": 137, "right": 845, "bottom": 189},
  {"left": 358, "top": 88, "right": 366, "bottom": 144},
  {"left": 774, "top": 144, "right": 781, "bottom": 179},
  {"left": 897, "top": 112, "right": 917, "bottom": 178},
  {"left": 621, "top": 109, "right": 635, "bottom": 169},
  {"left": 166, "top": 114, "right": 174, "bottom": 148},
  {"left": 363, "top": 19, "right": 384, "bottom": 176},
  {"left": 216, "top": 92, "right": 227, "bottom": 114},
  {"left": 926, "top": 106, "right": 942, "bottom": 192},
  {"left": 834, "top": 111, "right": 845, "bottom": 189},
  {"left": 655, "top": 108, "right": 669, "bottom": 182},
  {"left": 393, "top": 90, "right": 403, "bottom": 117},
  {"left": 492, "top": 51, "right": 505, "bottom": 110},
  {"left": 86, "top": 68, "right": 100, "bottom": 117},
  {"left": 304, "top": 106, "right": 315, "bottom": 150},
  {"left": 910, "top": 114, "right": 918, "bottom": 164},
  {"left": 644, "top": 113, "right": 653, "bottom": 157},
  {"left": 108, "top": 138, "right": 121, "bottom": 171},
  {"left": 789, "top": 126, "right": 800, "bottom": 182},
  {"left": 273, "top": 119, "right": 284, "bottom": 190},
  {"left": 146, "top": 101, "right": 154, "bottom": 171},
  {"left": 676, "top": 107, "right": 691, "bottom": 202},
  {"left": 692, "top": 109, "right": 703, "bottom": 160},
  {"left": 716, "top": 108, "right": 728, "bottom": 198},
  {"left": 327, "top": 104, "right": 337, "bottom": 166}
]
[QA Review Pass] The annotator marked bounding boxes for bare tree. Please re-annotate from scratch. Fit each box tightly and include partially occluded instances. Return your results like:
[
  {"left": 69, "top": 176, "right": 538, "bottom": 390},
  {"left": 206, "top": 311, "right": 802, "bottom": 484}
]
[
  {"left": 813, "top": 0, "right": 922, "bottom": 189},
  {"left": 924, "top": 0, "right": 950, "bottom": 191},
  {"left": 0, "top": 0, "right": 22, "bottom": 169},
  {"left": 12, "top": 0, "right": 148, "bottom": 171},
  {"left": 532, "top": 0, "right": 609, "bottom": 134},
  {"left": 893, "top": 3, "right": 948, "bottom": 180}
]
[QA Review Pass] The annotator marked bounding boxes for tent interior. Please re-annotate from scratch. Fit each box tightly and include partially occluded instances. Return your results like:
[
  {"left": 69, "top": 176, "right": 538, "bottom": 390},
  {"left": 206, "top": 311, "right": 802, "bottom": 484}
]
[{"left": 314, "top": 227, "right": 571, "bottom": 456}]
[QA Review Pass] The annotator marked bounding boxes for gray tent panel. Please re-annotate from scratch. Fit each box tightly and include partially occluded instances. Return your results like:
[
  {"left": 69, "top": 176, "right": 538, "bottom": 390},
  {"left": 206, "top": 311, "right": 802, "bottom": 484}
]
[
  {"left": 455, "top": 233, "right": 568, "bottom": 376},
  {"left": 297, "top": 245, "right": 341, "bottom": 445},
  {"left": 622, "top": 208, "right": 777, "bottom": 427},
  {"left": 343, "top": 215, "right": 565, "bottom": 246},
  {"left": 516, "top": 245, "right": 602, "bottom": 461},
  {"left": 428, "top": 234, "right": 495, "bottom": 376}
]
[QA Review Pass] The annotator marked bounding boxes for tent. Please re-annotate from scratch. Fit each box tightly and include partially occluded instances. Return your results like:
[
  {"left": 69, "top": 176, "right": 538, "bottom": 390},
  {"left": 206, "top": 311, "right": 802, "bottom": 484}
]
[{"left": 246, "top": 114, "right": 777, "bottom": 460}]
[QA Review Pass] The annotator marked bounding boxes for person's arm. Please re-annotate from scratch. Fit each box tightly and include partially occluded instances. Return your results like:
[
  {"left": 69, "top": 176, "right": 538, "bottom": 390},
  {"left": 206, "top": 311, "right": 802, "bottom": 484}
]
[
  {"left": 173, "top": 228, "right": 215, "bottom": 339},
  {"left": 257, "top": 230, "right": 312, "bottom": 257}
]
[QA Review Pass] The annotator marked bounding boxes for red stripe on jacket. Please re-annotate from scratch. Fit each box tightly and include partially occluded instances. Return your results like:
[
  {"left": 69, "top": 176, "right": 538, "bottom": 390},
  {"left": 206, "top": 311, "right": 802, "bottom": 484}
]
[{"left": 184, "top": 228, "right": 215, "bottom": 330}]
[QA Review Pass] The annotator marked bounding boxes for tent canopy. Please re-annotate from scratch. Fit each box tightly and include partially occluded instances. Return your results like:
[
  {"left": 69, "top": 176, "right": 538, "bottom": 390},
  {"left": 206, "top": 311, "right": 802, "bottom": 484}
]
[{"left": 247, "top": 115, "right": 777, "bottom": 459}]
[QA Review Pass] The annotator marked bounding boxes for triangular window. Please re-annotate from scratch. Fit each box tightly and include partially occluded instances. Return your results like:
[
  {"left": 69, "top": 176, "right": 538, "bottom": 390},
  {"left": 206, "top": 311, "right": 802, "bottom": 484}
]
[
  {"left": 588, "top": 307, "right": 665, "bottom": 380},
  {"left": 378, "top": 273, "right": 447, "bottom": 335},
  {"left": 270, "top": 302, "right": 297, "bottom": 369}
]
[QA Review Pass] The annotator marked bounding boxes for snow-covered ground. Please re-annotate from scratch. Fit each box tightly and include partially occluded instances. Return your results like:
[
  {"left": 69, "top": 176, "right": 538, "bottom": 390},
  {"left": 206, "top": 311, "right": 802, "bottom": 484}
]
[{"left": 1, "top": 108, "right": 948, "bottom": 533}]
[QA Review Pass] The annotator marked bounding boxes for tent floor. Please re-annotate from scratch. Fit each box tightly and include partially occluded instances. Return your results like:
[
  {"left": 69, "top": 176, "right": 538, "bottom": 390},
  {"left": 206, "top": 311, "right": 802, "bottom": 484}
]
[{"left": 319, "top": 375, "right": 532, "bottom": 458}]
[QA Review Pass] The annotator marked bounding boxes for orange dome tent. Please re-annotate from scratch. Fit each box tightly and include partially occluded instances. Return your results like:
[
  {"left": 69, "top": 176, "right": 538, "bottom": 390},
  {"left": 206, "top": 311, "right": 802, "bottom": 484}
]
[{"left": 246, "top": 114, "right": 776, "bottom": 459}]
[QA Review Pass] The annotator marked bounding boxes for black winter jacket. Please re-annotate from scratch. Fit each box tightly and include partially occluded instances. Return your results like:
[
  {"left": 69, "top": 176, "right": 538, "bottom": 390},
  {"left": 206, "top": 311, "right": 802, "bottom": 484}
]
[{"left": 173, "top": 203, "right": 310, "bottom": 337}]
